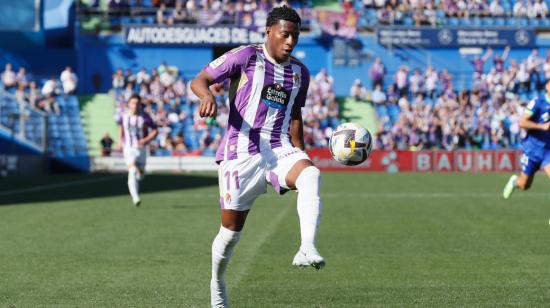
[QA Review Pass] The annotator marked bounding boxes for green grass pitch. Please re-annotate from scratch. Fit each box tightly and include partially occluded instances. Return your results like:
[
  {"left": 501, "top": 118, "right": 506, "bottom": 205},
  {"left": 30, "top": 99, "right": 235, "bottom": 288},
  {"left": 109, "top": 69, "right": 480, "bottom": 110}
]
[{"left": 0, "top": 172, "right": 549, "bottom": 307}]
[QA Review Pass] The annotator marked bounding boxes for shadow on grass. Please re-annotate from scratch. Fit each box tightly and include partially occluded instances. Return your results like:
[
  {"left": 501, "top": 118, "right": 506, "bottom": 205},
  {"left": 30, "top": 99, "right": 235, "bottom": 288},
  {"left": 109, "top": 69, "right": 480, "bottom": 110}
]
[{"left": 0, "top": 173, "right": 218, "bottom": 206}]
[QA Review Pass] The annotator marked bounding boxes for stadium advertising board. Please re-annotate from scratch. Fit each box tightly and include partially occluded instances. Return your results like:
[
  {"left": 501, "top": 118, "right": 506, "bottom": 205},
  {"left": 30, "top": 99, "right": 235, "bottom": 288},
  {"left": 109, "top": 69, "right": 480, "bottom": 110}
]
[
  {"left": 91, "top": 150, "right": 520, "bottom": 173},
  {"left": 377, "top": 28, "right": 534, "bottom": 48},
  {"left": 306, "top": 149, "right": 521, "bottom": 172},
  {"left": 124, "top": 25, "right": 265, "bottom": 46}
]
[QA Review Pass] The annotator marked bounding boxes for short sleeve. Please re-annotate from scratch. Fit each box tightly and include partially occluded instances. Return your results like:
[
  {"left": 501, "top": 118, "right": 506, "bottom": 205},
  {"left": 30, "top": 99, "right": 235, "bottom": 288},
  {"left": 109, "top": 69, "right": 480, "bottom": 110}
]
[
  {"left": 524, "top": 99, "right": 538, "bottom": 117},
  {"left": 295, "top": 66, "right": 310, "bottom": 108},
  {"left": 115, "top": 113, "right": 122, "bottom": 125},
  {"left": 203, "top": 46, "right": 256, "bottom": 84},
  {"left": 143, "top": 113, "right": 157, "bottom": 129}
]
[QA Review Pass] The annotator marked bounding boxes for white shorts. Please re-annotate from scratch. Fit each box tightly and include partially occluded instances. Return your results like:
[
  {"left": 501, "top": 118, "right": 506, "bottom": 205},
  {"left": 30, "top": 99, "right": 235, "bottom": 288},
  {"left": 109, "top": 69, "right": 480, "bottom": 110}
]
[
  {"left": 218, "top": 145, "right": 310, "bottom": 211},
  {"left": 123, "top": 147, "right": 147, "bottom": 168}
]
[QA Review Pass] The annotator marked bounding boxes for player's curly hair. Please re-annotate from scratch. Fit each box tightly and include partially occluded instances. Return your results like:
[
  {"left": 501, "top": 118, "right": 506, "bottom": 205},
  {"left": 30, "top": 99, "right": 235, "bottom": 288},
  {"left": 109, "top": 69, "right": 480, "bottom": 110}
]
[{"left": 266, "top": 5, "right": 301, "bottom": 28}]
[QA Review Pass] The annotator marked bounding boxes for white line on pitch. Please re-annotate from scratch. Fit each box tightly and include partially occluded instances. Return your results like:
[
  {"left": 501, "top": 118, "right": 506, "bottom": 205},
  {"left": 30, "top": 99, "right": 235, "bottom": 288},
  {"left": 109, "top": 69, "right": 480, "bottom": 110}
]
[
  {"left": 153, "top": 192, "right": 548, "bottom": 199},
  {"left": 0, "top": 176, "right": 121, "bottom": 197}
]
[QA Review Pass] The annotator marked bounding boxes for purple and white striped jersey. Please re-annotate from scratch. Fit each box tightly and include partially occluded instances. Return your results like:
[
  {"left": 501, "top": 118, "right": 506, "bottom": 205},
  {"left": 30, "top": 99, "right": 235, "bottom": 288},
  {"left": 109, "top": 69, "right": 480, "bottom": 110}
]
[
  {"left": 204, "top": 44, "right": 310, "bottom": 163},
  {"left": 118, "top": 111, "right": 156, "bottom": 149}
]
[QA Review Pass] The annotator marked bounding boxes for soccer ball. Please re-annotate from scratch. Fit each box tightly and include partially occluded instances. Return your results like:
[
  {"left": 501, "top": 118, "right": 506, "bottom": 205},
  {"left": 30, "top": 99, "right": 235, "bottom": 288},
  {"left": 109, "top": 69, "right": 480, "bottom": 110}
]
[{"left": 329, "top": 122, "right": 373, "bottom": 166}]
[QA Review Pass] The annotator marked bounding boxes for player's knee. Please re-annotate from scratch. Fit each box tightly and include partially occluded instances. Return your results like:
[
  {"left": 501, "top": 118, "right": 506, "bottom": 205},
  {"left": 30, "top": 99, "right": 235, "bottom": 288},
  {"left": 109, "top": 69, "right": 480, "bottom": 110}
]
[{"left": 296, "top": 166, "right": 321, "bottom": 189}]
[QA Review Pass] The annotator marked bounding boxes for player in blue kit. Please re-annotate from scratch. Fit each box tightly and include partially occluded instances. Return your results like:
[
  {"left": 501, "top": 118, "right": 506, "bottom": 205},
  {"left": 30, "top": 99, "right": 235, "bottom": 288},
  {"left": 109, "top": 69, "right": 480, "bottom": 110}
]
[{"left": 503, "top": 80, "right": 550, "bottom": 199}]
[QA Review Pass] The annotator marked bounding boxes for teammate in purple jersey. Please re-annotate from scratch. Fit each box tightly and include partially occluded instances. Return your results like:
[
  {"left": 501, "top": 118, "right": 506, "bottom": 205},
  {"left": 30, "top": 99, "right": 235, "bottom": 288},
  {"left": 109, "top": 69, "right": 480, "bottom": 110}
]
[
  {"left": 191, "top": 6, "right": 324, "bottom": 307},
  {"left": 118, "top": 94, "right": 158, "bottom": 206}
]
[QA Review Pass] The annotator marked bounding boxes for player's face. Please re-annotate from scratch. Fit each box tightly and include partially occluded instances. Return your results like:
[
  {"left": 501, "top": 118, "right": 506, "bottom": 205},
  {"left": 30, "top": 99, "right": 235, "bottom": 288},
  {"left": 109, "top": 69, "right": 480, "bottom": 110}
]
[
  {"left": 128, "top": 98, "right": 139, "bottom": 114},
  {"left": 266, "top": 20, "right": 300, "bottom": 63}
]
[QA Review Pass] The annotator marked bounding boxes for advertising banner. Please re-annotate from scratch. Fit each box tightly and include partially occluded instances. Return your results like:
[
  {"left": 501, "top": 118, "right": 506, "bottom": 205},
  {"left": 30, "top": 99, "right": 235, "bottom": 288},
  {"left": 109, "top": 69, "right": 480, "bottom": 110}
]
[
  {"left": 305, "top": 149, "right": 523, "bottom": 172},
  {"left": 377, "top": 28, "right": 535, "bottom": 48},
  {"left": 124, "top": 25, "right": 265, "bottom": 46}
]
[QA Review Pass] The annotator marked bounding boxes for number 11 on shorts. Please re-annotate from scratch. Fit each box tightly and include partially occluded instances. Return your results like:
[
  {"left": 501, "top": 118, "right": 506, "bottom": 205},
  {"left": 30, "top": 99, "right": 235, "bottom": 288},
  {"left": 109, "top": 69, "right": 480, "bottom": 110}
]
[{"left": 224, "top": 171, "right": 240, "bottom": 190}]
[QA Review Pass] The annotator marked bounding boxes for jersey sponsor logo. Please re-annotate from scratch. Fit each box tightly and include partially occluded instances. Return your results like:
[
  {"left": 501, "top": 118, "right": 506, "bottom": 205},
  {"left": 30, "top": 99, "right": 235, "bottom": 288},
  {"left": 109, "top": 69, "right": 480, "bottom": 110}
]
[
  {"left": 527, "top": 99, "right": 536, "bottom": 110},
  {"left": 209, "top": 54, "right": 227, "bottom": 69},
  {"left": 542, "top": 112, "right": 549, "bottom": 122},
  {"left": 261, "top": 83, "right": 290, "bottom": 109}
]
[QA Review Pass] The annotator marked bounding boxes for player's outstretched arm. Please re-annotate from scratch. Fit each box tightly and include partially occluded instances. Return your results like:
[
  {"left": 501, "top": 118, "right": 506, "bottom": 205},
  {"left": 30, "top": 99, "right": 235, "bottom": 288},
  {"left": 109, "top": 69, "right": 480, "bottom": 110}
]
[
  {"left": 190, "top": 71, "right": 217, "bottom": 118},
  {"left": 519, "top": 113, "right": 550, "bottom": 131},
  {"left": 139, "top": 126, "right": 158, "bottom": 147}
]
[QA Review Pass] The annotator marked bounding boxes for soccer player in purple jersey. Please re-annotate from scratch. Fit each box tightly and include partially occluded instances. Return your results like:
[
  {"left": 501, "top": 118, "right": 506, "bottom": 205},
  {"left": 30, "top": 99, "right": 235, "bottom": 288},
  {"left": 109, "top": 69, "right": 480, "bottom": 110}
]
[
  {"left": 118, "top": 94, "right": 158, "bottom": 206},
  {"left": 191, "top": 6, "right": 324, "bottom": 307}
]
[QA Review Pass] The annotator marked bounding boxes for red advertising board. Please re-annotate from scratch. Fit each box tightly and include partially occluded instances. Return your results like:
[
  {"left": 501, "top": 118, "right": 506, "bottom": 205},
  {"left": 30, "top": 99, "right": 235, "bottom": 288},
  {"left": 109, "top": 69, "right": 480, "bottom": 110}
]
[{"left": 306, "top": 149, "right": 523, "bottom": 173}]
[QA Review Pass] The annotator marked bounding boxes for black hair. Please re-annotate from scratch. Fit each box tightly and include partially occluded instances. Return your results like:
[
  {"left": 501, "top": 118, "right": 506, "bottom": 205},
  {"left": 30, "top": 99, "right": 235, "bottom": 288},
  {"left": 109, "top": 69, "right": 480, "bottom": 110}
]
[
  {"left": 266, "top": 5, "right": 301, "bottom": 28},
  {"left": 129, "top": 93, "right": 141, "bottom": 102}
]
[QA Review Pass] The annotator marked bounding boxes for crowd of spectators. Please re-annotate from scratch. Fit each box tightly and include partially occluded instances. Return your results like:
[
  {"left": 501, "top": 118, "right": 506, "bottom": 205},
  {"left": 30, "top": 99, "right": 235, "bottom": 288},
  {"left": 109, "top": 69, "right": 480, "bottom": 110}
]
[
  {"left": 80, "top": 0, "right": 310, "bottom": 30},
  {"left": 111, "top": 63, "right": 339, "bottom": 156},
  {"left": 1, "top": 63, "right": 78, "bottom": 115},
  {"left": 365, "top": 48, "right": 550, "bottom": 151},
  {"left": 361, "top": 0, "right": 549, "bottom": 26}
]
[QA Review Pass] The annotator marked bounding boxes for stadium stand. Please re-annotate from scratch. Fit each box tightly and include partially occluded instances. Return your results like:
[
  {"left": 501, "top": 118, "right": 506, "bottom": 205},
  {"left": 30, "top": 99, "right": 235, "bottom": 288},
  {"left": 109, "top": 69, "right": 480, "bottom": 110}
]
[
  {"left": 0, "top": 63, "right": 87, "bottom": 157},
  {"left": 109, "top": 63, "right": 340, "bottom": 156},
  {"left": 368, "top": 48, "right": 550, "bottom": 150},
  {"left": 78, "top": 0, "right": 313, "bottom": 32}
]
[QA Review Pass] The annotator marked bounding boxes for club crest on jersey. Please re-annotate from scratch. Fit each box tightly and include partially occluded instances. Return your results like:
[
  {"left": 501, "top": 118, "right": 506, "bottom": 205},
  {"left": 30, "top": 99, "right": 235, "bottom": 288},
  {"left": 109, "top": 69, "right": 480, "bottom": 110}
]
[
  {"left": 209, "top": 55, "right": 227, "bottom": 69},
  {"left": 261, "top": 83, "right": 290, "bottom": 110}
]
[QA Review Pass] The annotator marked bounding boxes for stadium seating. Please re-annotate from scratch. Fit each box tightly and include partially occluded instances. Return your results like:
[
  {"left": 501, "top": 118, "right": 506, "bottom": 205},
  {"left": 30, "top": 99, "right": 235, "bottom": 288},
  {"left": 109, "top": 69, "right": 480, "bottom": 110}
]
[{"left": 0, "top": 87, "right": 87, "bottom": 157}]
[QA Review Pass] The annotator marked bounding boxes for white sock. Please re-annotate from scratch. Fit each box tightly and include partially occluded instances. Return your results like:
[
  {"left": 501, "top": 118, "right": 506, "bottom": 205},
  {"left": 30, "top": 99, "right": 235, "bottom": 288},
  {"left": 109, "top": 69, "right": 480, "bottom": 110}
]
[
  {"left": 295, "top": 166, "right": 322, "bottom": 251},
  {"left": 128, "top": 166, "right": 140, "bottom": 202},
  {"left": 211, "top": 226, "right": 241, "bottom": 308}
]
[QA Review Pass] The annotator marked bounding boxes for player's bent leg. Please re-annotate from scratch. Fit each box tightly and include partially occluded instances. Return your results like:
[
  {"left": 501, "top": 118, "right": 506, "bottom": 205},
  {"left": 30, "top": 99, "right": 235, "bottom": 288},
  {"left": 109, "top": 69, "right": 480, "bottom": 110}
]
[
  {"left": 516, "top": 173, "right": 534, "bottom": 190},
  {"left": 503, "top": 174, "right": 518, "bottom": 199},
  {"left": 211, "top": 209, "right": 249, "bottom": 308},
  {"left": 127, "top": 163, "right": 140, "bottom": 206},
  {"left": 286, "top": 161, "right": 325, "bottom": 270},
  {"left": 545, "top": 164, "right": 550, "bottom": 180}
]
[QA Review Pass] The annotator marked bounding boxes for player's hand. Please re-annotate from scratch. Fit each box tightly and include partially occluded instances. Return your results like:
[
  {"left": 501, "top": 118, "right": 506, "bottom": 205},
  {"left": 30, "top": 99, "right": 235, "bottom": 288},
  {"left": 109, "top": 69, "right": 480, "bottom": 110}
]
[
  {"left": 199, "top": 94, "right": 217, "bottom": 118},
  {"left": 138, "top": 139, "right": 147, "bottom": 147},
  {"left": 540, "top": 122, "right": 550, "bottom": 131}
]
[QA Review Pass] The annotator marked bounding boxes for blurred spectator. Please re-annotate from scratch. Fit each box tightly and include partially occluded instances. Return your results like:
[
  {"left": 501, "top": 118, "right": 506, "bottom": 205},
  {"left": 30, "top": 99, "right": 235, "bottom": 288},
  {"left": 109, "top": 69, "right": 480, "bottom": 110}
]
[
  {"left": 368, "top": 57, "right": 385, "bottom": 89},
  {"left": 41, "top": 77, "right": 59, "bottom": 97},
  {"left": 513, "top": 0, "right": 527, "bottom": 16},
  {"left": 2, "top": 63, "right": 16, "bottom": 89},
  {"left": 100, "top": 133, "right": 114, "bottom": 156},
  {"left": 60, "top": 66, "right": 78, "bottom": 94},
  {"left": 350, "top": 79, "right": 367, "bottom": 101},
  {"left": 16, "top": 67, "right": 28, "bottom": 87},
  {"left": 112, "top": 69, "right": 125, "bottom": 90}
]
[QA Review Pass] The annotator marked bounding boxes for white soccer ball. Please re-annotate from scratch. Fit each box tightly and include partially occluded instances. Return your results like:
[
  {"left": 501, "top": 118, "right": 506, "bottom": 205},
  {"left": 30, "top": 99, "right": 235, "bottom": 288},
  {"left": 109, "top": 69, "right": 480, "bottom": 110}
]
[{"left": 329, "top": 122, "right": 373, "bottom": 166}]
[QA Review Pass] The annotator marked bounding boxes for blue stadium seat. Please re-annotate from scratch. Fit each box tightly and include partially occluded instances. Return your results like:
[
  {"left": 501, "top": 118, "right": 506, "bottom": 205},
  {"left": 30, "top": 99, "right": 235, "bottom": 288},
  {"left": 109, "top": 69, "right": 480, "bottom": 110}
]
[
  {"left": 403, "top": 17, "right": 414, "bottom": 26},
  {"left": 494, "top": 18, "right": 505, "bottom": 26},
  {"left": 460, "top": 18, "right": 473, "bottom": 26},
  {"left": 528, "top": 19, "right": 541, "bottom": 27},
  {"left": 519, "top": 18, "right": 528, "bottom": 26},
  {"left": 482, "top": 18, "right": 494, "bottom": 26},
  {"left": 507, "top": 18, "right": 518, "bottom": 26}
]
